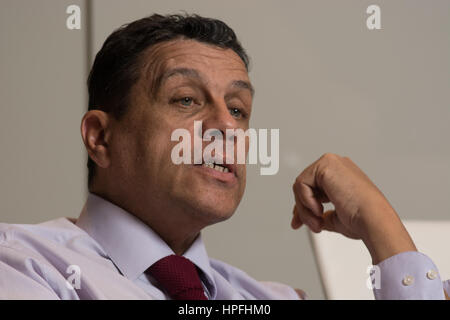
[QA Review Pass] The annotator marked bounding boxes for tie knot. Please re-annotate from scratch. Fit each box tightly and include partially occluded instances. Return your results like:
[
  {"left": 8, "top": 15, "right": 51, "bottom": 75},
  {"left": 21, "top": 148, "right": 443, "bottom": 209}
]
[{"left": 148, "top": 255, "right": 207, "bottom": 300}]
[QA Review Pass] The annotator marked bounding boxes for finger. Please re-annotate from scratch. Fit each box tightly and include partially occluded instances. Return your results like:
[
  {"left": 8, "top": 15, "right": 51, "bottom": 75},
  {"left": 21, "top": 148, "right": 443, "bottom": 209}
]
[
  {"left": 293, "top": 191, "right": 323, "bottom": 229},
  {"left": 294, "top": 157, "right": 321, "bottom": 189},
  {"left": 314, "top": 188, "right": 330, "bottom": 204},
  {"left": 294, "top": 182, "right": 324, "bottom": 217},
  {"left": 291, "top": 205, "right": 304, "bottom": 229},
  {"left": 294, "top": 201, "right": 323, "bottom": 233}
]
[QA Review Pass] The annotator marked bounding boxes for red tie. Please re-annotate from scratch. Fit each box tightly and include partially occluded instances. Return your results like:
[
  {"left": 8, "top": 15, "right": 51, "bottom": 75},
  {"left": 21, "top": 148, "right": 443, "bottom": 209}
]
[{"left": 148, "top": 255, "right": 208, "bottom": 300}]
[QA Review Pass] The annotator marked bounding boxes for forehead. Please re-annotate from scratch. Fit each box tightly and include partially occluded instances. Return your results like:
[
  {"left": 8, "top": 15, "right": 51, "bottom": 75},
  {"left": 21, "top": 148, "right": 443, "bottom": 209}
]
[{"left": 140, "top": 39, "right": 250, "bottom": 86}]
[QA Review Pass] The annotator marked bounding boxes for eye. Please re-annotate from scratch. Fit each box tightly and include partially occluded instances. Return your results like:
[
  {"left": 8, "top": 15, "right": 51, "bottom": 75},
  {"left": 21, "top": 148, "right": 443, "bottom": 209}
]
[
  {"left": 179, "top": 97, "right": 194, "bottom": 107},
  {"left": 229, "top": 107, "right": 243, "bottom": 119}
]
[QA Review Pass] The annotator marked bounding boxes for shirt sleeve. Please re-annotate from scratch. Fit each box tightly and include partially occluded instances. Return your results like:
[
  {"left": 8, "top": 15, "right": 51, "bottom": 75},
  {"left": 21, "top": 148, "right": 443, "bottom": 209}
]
[{"left": 371, "top": 251, "right": 446, "bottom": 300}]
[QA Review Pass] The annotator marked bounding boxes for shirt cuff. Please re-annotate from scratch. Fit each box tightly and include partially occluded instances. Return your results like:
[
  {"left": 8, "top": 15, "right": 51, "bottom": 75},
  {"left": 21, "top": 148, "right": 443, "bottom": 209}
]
[{"left": 371, "top": 251, "right": 445, "bottom": 300}]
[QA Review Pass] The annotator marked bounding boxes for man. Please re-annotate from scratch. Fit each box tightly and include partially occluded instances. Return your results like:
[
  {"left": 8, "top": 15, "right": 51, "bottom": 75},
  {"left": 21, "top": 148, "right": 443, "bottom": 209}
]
[{"left": 0, "top": 13, "right": 448, "bottom": 299}]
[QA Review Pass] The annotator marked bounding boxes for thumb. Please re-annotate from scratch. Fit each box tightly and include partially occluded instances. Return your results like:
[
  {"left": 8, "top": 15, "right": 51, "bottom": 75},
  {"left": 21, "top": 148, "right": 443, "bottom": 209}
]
[{"left": 322, "top": 210, "right": 360, "bottom": 240}]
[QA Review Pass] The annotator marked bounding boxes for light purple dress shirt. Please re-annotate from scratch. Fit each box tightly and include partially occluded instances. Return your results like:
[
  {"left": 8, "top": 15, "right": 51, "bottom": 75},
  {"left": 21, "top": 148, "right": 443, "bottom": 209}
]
[
  {"left": 0, "top": 193, "right": 300, "bottom": 299},
  {"left": 0, "top": 193, "right": 447, "bottom": 299}
]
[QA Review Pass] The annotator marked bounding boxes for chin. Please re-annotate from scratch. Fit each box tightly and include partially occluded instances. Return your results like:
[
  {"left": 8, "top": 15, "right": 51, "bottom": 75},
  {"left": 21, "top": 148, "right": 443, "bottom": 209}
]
[
  {"left": 171, "top": 177, "right": 244, "bottom": 225},
  {"left": 189, "top": 196, "right": 240, "bottom": 225}
]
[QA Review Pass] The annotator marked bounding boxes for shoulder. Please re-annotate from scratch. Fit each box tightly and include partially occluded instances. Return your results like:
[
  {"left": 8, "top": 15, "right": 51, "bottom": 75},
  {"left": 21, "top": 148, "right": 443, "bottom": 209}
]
[
  {"left": 0, "top": 218, "right": 87, "bottom": 299},
  {"left": 209, "top": 257, "right": 304, "bottom": 299},
  {"left": 0, "top": 218, "right": 104, "bottom": 272},
  {"left": 0, "top": 217, "right": 109, "bottom": 264},
  {"left": 0, "top": 218, "right": 90, "bottom": 251},
  {"left": 0, "top": 217, "right": 80, "bottom": 238}
]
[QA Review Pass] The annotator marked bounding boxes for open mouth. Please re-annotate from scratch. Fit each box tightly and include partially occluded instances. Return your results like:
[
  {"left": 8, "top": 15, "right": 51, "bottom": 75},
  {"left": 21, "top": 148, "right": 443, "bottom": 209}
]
[
  {"left": 194, "top": 161, "right": 237, "bottom": 183},
  {"left": 201, "top": 162, "right": 230, "bottom": 173}
]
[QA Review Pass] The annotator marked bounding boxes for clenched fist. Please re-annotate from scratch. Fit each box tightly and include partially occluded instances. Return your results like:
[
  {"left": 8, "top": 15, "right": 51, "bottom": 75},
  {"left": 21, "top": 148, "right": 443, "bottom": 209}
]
[{"left": 291, "top": 153, "right": 417, "bottom": 264}]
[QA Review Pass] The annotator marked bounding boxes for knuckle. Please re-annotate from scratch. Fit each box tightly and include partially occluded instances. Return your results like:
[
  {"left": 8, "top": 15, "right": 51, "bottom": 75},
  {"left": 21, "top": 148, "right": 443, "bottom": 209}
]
[
  {"left": 320, "top": 153, "right": 330, "bottom": 160},
  {"left": 317, "top": 163, "right": 329, "bottom": 184},
  {"left": 318, "top": 153, "right": 344, "bottom": 181},
  {"left": 321, "top": 152, "right": 340, "bottom": 162}
]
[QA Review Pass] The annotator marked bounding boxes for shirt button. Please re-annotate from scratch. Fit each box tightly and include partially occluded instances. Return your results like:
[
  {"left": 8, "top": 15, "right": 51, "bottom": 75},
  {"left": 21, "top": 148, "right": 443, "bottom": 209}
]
[
  {"left": 402, "top": 275, "right": 414, "bottom": 286},
  {"left": 426, "top": 270, "right": 438, "bottom": 280}
]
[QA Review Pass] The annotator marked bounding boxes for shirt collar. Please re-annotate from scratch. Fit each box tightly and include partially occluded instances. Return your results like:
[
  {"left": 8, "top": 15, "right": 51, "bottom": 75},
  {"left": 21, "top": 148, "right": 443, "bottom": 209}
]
[{"left": 76, "top": 193, "right": 217, "bottom": 298}]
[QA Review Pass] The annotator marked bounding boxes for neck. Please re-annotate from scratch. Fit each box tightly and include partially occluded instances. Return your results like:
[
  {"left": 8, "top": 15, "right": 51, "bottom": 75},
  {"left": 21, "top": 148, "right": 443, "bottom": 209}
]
[
  {"left": 159, "top": 230, "right": 200, "bottom": 256},
  {"left": 89, "top": 189, "right": 204, "bottom": 256}
]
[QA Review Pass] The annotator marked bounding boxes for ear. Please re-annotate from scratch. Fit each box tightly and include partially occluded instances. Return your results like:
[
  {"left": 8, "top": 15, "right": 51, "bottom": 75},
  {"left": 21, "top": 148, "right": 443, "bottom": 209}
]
[{"left": 80, "top": 110, "right": 111, "bottom": 169}]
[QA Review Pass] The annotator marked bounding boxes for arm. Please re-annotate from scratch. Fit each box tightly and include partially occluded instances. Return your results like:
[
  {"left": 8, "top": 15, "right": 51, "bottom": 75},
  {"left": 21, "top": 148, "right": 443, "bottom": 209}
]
[{"left": 291, "top": 153, "right": 447, "bottom": 300}]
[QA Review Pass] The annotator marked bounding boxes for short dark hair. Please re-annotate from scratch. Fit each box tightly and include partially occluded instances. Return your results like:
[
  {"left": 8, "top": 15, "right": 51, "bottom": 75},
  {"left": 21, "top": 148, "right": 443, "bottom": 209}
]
[{"left": 86, "top": 13, "right": 250, "bottom": 187}]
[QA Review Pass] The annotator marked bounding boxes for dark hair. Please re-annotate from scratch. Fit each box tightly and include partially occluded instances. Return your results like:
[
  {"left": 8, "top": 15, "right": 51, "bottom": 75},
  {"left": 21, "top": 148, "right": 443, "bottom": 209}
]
[{"left": 86, "top": 13, "right": 250, "bottom": 187}]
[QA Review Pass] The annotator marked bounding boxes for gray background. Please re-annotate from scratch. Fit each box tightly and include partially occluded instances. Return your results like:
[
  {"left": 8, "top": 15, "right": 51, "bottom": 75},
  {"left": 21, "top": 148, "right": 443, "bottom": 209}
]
[{"left": 1, "top": 0, "right": 449, "bottom": 299}]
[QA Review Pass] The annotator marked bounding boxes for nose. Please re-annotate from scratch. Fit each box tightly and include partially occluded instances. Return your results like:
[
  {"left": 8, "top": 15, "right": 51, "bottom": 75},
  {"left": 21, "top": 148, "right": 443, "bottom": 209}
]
[
  {"left": 201, "top": 99, "right": 237, "bottom": 137},
  {"left": 197, "top": 99, "right": 241, "bottom": 164}
]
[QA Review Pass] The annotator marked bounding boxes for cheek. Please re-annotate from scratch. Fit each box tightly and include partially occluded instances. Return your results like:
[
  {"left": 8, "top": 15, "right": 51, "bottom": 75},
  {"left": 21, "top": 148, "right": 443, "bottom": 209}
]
[
  {"left": 138, "top": 122, "right": 188, "bottom": 176},
  {"left": 105, "top": 132, "right": 140, "bottom": 185},
  {"left": 240, "top": 166, "right": 247, "bottom": 189},
  {"left": 136, "top": 131, "right": 169, "bottom": 169}
]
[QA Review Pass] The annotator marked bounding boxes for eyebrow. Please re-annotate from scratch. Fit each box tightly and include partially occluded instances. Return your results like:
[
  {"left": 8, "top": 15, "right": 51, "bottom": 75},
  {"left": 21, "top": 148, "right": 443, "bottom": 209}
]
[
  {"left": 161, "top": 67, "right": 202, "bottom": 82},
  {"left": 156, "top": 67, "right": 255, "bottom": 97},
  {"left": 230, "top": 80, "right": 255, "bottom": 97}
]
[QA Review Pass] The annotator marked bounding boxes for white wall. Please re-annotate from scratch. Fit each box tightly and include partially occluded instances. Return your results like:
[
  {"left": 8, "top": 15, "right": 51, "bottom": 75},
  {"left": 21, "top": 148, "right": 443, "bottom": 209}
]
[{"left": 0, "top": 0, "right": 88, "bottom": 224}]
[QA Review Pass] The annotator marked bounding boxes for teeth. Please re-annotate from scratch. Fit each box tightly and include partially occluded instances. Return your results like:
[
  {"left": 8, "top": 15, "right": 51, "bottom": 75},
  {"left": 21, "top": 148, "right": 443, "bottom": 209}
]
[{"left": 201, "top": 163, "right": 230, "bottom": 173}]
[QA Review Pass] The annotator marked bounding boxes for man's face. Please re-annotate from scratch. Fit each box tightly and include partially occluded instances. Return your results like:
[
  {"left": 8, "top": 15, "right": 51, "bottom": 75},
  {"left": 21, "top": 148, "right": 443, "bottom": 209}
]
[{"left": 109, "top": 39, "right": 253, "bottom": 226}]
